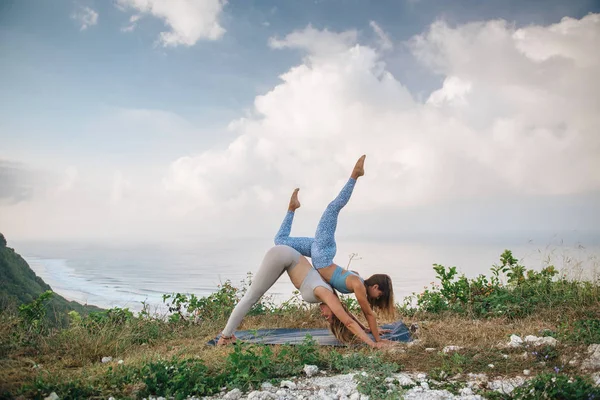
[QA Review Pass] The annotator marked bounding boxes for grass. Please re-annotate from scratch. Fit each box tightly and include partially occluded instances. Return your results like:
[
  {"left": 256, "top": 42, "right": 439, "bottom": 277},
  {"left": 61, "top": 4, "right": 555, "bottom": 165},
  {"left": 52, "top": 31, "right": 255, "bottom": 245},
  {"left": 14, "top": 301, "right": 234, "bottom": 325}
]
[{"left": 1, "top": 249, "right": 600, "bottom": 399}]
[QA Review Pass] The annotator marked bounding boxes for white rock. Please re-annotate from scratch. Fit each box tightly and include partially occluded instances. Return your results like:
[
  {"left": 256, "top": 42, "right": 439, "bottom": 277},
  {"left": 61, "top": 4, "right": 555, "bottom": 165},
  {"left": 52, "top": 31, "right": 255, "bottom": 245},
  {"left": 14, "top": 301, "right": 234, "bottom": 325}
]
[
  {"left": 417, "top": 373, "right": 427, "bottom": 380},
  {"left": 420, "top": 381, "right": 430, "bottom": 390},
  {"left": 108, "top": 397, "right": 115, "bottom": 400},
  {"left": 523, "top": 369, "right": 531, "bottom": 376},
  {"left": 44, "top": 393, "right": 59, "bottom": 400},
  {"left": 223, "top": 388, "right": 242, "bottom": 400},
  {"left": 524, "top": 335, "right": 558, "bottom": 347},
  {"left": 425, "top": 348, "right": 437, "bottom": 352},
  {"left": 501, "top": 354, "right": 509, "bottom": 359},
  {"left": 403, "top": 388, "right": 454, "bottom": 399},
  {"left": 591, "top": 372, "right": 600, "bottom": 386},
  {"left": 581, "top": 344, "right": 600, "bottom": 370},
  {"left": 442, "top": 345, "right": 463, "bottom": 354},
  {"left": 101, "top": 356, "right": 112, "bottom": 363},
  {"left": 349, "top": 393, "right": 360, "bottom": 400},
  {"left": 304, "top": 364, "right": 319, "bottom": 377},
  {"left": 280, "top": 380, "right": 296, "bottom": 389},
  {"left": 460, "top": 387, "right": 473, "bottom": 396},
  {"left": 394, "top": 373, "right": 416, "bottom": 387},
  {"left": 118, "top": 359, "right": 124, "bottom": 365},
  {"left": 275, "top": 389, "right": 286, "bottom": 396},
  {"left": 487, "top": 377, "right": 526, "bottom": 394},
  {"left": 488, "top": 364, "right": 495, "bottom": 369},
  {"left": 508, "top": 334, "right": 523, "bottom": 347},
  {"left": 248, "top": 391, "right": 277, "bottom": 400},
  {"left": 261, "top": 382, "right": 273, "bottom": 389}
]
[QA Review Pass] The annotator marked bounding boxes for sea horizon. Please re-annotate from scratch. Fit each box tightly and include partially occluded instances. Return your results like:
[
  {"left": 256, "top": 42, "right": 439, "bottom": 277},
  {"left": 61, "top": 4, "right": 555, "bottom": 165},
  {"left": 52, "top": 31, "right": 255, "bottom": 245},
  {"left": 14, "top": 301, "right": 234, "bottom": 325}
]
[{"left": 13, "top": 235, "right": 600, "bottom": 314}]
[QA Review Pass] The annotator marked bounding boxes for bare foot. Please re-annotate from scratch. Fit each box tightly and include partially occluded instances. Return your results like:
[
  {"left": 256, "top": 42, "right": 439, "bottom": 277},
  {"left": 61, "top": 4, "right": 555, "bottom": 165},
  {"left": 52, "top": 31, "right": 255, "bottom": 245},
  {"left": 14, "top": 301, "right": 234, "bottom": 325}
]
[
  {"left": 217, "top": 334, "right": 237, "bottom": 346},
  {"left": 351, "top": 155, "right": 366, "bottom": 179},
  {"left": 288, "top": 188, "right": 301, "bottom": 211}
]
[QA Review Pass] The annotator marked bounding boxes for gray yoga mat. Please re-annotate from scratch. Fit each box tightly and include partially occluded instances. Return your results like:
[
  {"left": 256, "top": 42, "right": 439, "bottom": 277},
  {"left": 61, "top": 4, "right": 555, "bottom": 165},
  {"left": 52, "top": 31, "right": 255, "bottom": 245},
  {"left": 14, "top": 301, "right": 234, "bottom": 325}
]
[{"left": 208, "top": 320, "right": 412, "bottom": 346}]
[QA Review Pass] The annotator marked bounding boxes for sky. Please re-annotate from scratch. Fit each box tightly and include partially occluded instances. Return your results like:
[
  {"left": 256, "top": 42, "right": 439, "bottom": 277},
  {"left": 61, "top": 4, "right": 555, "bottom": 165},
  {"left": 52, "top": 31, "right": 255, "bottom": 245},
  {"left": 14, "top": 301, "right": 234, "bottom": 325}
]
[{"left": 1, "top": 0, "right": 599, "bottom": 244}]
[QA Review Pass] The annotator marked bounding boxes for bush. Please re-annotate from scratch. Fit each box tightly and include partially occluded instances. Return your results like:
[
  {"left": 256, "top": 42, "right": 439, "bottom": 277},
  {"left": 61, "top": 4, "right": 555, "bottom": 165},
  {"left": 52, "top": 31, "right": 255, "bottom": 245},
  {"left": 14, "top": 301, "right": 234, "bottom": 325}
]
[
  {"left": 509, "top": 373, "right": 600, "bottom": 399},
  {"left": 400, "top": 250, "right": 600, "bottom": 318}
]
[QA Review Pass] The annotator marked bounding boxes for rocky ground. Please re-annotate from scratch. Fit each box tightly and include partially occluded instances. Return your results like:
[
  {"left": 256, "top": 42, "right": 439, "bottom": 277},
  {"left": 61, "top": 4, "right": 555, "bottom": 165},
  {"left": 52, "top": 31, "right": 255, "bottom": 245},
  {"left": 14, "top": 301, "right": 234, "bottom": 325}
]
[{"left": 42, "top": 337, "right": 600, "bottom": 400}]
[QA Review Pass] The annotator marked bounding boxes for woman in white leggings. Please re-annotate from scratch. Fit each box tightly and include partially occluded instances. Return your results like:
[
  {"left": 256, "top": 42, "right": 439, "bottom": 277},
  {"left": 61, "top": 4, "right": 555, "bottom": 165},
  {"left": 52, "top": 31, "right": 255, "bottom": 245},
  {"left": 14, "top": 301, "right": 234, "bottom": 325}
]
[{"left": 217, "top": 245, "right": 386, "bottom": 348}]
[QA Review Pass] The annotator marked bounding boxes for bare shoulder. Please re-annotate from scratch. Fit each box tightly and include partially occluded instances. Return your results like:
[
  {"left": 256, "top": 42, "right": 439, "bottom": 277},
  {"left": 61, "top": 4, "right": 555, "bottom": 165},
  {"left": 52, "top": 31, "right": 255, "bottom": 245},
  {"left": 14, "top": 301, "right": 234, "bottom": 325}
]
[
  {"left": 314, "top": 287, "right": 338, "bottom": 303},
  {"left": 347, "top": 274, "right": 365, "bottom": 293}
]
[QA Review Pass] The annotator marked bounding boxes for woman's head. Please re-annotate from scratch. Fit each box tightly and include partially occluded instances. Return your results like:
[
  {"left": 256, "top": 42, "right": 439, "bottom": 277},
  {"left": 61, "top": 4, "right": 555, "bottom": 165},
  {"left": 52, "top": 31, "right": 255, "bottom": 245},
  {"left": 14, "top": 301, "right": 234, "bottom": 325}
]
[
  {"left": 364, "top": 274, "right": 395, "bottom": 317},
  {"left": 320, "top": 303, "right": 355, "bottom": 343}
]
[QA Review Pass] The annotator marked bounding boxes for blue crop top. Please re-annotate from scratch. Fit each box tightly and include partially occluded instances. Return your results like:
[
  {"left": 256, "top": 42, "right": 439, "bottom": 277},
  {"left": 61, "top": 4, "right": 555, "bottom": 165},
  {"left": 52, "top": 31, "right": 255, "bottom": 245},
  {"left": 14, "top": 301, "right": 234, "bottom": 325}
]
[{"left": 329, "top": 265, "right": 364, "bottom": 294}]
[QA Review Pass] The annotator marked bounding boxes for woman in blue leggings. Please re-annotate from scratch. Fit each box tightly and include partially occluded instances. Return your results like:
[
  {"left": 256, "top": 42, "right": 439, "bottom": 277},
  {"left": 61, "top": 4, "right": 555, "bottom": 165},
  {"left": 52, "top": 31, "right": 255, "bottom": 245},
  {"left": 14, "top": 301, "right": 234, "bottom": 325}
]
[{"left": 275, "top": 155, "right": 395, "bottom": 343}]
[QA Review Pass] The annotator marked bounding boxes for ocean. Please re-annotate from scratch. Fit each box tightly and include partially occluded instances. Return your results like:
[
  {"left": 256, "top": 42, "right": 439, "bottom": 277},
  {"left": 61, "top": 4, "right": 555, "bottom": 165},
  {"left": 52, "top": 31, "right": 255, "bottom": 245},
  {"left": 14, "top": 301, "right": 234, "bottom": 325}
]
[{"left": 14, "top": 236, "right": 600, "bottom": 313}]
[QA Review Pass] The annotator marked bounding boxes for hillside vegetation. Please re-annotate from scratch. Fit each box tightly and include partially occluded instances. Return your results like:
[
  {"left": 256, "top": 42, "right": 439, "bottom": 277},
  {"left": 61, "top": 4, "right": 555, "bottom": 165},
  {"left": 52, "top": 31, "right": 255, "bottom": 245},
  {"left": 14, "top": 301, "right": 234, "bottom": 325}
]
[{"left": 1, "top": 233, "right": 599, "bottom": 399}]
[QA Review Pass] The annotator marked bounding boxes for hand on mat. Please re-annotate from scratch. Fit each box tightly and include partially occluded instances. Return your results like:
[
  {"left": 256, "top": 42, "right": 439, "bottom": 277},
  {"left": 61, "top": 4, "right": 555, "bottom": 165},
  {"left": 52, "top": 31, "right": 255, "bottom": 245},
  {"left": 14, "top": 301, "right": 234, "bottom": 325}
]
[{"left": 217, "top": 334, "right": 237, "bottom": 346}]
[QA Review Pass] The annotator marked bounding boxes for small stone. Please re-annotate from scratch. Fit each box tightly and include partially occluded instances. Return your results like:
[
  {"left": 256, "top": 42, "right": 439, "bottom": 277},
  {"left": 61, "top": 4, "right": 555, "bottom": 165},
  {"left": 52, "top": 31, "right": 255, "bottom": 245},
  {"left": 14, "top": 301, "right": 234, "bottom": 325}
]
[
  {"left": 508, "top": 334, "right": 524, "bottom": 347},
  {"left": 442, "top": 345, "right": 462, "bottom": 354},
  {"left": 487, "top": 377, "right": 526, "bottom": 394},
  {"left": 223, "top": 388, "right": 242, "bottom": 400},
  {"left": 349, "top": 393, "right": 360, "bottom": 400},
  {"left": 101, "top": 356, "right": 112, "bottom": 363},
  {"left": 591, "top": 372, "right": 600, "bottom": 386},
  {"left": 118, "top": 359, "right": 124, "bottom": 365},
  {"left": 581, "top": 344, "right": 600, "bottom": 370},
  {"left": 488, "top": 364, "right": 495, "bottom": 368},
  {"left": 460, "top": 387, "right": 473, "bottom": 396},
  {"left": 524, "top": 335, "right": 558, "bottom": 347},
  {"left": 280, "top": 380, "right": 296, "bottom": 389},
  {"left": 304, "top": 364, "right": 319, "bottom": 377},
  {"left": 425, "top": 347, "right": 437, "bottom": 352},
  {"left": 261, "top": 382, "right": 273, "bottom": 389},
  {"left": 502, "top": 354, "right": 509, "bottom": 359},
  {"left": 420, "top": 381, "right": 430, "bottom": 389},
  {"left": 394, "top": 373, "right": 416, "bottom": 386},
  {"left": 416, "top": 373, "right": 427, "bottom": 380},
  {"left": 275, "top": 389, "right": 286, "bottom": 396},
  {"left": 523, "top": 369, "right": 531, "bottom": 376},
  {"left": 108, "top": 397, "right": 115, "bottom": 400},
  {"left": 44, "top": 393, "right": 59, "bottom": 400}
]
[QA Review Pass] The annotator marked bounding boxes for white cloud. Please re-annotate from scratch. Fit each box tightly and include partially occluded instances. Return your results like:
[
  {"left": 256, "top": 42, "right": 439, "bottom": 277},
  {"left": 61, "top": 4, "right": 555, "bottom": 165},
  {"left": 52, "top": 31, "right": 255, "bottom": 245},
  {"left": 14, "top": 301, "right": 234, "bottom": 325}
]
[
  {"left": 164, "top": 15, "right": 600, "bottom": 219},
  {"left": 116, "top": 0, "right": 226, "bottom": 46},
  {"left": 53, "top": 167, "right": 79, "bottom": 196},
  {"left": 110, "top": 171, "right": 131, "bottom": 205},
  {"left": 269, "top": 25, "right": 358, "bottom": 58},
  {"left": 71, "top": 6, "right": 98, "bottom": 31},
  {"left": 122, "top": 14, "right": 142, "bottom": 32},
  {"left": 369, "top": 21, "right": 393, "bottom": 50}
]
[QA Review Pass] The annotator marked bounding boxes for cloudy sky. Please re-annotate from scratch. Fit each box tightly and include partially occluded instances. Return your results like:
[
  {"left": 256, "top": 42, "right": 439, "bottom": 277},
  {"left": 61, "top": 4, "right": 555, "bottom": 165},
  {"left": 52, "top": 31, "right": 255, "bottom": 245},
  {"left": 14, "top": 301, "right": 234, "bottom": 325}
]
[{"left": 1, "top": 0, "right": 599, "bottom": 244}]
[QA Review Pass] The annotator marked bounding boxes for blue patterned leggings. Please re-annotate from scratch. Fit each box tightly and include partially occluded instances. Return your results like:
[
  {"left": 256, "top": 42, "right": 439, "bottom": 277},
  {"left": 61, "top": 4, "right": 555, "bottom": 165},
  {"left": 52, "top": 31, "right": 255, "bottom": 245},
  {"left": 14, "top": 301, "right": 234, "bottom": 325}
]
[{"left": 274, "top": 178, "right": 356, "bottom": 269}]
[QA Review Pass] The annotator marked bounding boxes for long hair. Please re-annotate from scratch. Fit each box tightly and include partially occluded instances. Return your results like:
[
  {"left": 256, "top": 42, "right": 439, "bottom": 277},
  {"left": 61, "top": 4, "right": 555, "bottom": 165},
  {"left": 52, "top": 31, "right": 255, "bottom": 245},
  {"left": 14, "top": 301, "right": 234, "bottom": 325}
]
[
  {"left": 327, "top": 302, "right": 357, "bottom": 344},
  {"left": 364, "top": 274, "right": 395, "bottom": 318}
]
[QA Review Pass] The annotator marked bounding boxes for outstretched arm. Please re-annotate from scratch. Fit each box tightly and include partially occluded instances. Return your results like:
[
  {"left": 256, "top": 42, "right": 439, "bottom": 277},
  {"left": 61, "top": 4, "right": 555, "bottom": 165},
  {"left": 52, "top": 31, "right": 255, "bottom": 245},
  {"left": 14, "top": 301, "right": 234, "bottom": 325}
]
[
  {"left": 350, "top": 278, "right": 381, "bottom": 342},
  {"left": 315, "top": 288, "right": 385, "bottom": 348}
]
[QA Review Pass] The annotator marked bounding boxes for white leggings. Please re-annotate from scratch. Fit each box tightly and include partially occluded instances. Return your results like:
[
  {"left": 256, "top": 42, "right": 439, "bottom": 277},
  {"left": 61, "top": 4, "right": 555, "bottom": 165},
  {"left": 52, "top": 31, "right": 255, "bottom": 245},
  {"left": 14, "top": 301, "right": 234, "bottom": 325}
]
[{"left": 221, "top": 245, "right": 301, "bottom": 336}]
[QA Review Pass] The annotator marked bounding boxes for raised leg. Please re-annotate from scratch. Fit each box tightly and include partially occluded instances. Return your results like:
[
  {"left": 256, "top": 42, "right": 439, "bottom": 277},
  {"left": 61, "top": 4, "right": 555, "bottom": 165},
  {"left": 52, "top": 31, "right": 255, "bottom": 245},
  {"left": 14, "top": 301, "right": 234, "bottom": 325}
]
[
  {"left": 274, "top": 188, "right": 314, "bottom": 257},
  {"left": 311, "top": 155, "right": 365, "bottom": 269}
]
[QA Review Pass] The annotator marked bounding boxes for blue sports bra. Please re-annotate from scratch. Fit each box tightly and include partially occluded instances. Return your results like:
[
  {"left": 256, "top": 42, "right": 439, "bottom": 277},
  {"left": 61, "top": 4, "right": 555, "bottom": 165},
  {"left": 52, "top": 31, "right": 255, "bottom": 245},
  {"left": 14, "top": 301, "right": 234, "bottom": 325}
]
[{"left": 329, "top": 265, "right": 364, "bottom": 294}]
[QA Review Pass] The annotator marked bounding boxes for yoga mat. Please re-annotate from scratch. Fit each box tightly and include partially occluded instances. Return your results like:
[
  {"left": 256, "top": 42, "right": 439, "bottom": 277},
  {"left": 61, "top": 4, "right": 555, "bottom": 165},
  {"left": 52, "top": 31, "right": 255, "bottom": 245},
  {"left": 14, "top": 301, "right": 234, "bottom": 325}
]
[{"left": 208, "top": 320, "right": 412, "bottom": 346}]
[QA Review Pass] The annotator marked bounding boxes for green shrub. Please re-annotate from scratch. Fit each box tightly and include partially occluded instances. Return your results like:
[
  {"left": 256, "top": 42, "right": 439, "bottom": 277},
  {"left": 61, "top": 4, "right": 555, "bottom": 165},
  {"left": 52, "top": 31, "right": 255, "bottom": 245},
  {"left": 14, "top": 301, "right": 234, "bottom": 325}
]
[
  {"left": 509, "top": 373, "right": 600, "bottom": 399},
  {"left": 400, "top": 250, "right": 599, "bottom": 318}
]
